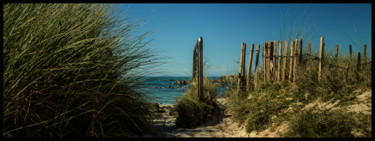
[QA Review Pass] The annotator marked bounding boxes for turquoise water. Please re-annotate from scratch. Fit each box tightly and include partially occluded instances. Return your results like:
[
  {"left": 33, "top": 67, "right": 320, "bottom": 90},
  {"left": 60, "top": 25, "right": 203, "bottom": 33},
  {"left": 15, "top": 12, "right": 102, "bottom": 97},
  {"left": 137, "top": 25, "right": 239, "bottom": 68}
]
[{"left": 141, "top": 76, "right": 224, "bottom": 105}]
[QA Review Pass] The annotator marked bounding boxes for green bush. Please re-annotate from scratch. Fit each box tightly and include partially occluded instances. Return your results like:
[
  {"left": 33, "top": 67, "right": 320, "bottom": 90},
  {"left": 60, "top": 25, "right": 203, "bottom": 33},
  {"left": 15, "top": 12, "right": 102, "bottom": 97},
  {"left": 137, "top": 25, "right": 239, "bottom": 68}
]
[
  {"left": 3, "top": 4, "right": 159, "bottom": 137},
  {"left": 224, "top": 50, "right": 371, "bottom": 137},
  {"left": 174, "top": 77, "right": 219, "bottom": 128}
]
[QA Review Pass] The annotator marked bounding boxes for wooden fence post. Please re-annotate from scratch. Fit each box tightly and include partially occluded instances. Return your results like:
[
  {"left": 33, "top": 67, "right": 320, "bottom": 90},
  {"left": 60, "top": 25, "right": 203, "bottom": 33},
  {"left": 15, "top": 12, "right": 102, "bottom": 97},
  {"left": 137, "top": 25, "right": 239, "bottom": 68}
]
[
  {"left": 357, "top": 52, "right": 361, "bottom": 81},
  {"left": 273, "top": 41, "right": 277, "bottom": 81},
  {"left": 282, "top": 40, "right": 288, "bottom": 82},
  {"left": 263, "top": 42, "right": 266, "bottom": 83},
  {"left": 349, "top": 44, "right": 352, "bottom": 61},
  {"left": 193, "top": 50, "right": 197, "bottom": 79},
  {"left": 247, "top": 44, "right": 254, "bottom": 91},
  {"left": 198, "top": 37, "right": 203, "bottom": 101},
  {"left": 293, "top": 40, "right": 298, "bottom": 84},
  {"left": 307, "top": 42, "right": 311, "bottom": 56},
  {"left": 299, "top": 39, "right": 303, "bottom": 64},
  {"left": 289, "top": 41, "right": 294, "bottom": 83},
  {"left": 318, "top": 37, "right": 324, "bottom": 82},
  {"left": 254, "top": 44, "right": 260, "bottom": 90},
  {"left": 335, "top": 44, "right": 338, "bottom": 59},
  {"left": 363, "top": 44, "right": 367, "bottom": 63},
  {"left": 238, "top": 42, "right": 246, "bottom": 93},
  {"left": 278, "top": 40, "right": 282, "bottom": 82},
  {"left": 266, "top": 42, "right": 271, "bottom": 83}
]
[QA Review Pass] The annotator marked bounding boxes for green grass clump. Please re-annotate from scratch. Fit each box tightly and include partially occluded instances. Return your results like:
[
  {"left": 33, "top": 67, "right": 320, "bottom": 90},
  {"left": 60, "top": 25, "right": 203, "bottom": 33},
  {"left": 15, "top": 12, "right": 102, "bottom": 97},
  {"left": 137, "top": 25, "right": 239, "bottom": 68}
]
[
  {"left": 3, "top": 4, "right": 159, "bottom": 137},
  {"left": 174, "top": 77, "right": 219, "bottom": 128},
  {"left": 282, "top": 106, "right": 371, "bottom": 137},
  {"left": 224, "top": 48, "right": 371, "bottom": 137}
]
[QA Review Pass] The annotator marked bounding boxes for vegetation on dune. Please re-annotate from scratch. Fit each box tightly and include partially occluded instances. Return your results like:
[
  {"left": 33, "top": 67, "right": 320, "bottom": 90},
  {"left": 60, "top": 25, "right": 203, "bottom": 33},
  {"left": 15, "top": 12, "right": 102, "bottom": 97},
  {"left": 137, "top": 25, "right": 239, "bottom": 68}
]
[
  {"left": 224, "top": 49, "right": 371, "bottom": 137},
  {"left": 3, "top": 3, "right": 160, "bottom": 137},
  {"left": 174, "top": 73, "right": 219, "bottom": 128}
]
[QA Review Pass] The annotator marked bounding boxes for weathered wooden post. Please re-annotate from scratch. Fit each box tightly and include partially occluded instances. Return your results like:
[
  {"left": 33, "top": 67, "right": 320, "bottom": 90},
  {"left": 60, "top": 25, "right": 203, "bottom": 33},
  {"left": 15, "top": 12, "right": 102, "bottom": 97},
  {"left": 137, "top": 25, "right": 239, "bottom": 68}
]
[
  {"left": 198, "top": 37, "right": 203, "bottom": 101},
  {"left": 357, "top": 52, "right": 361, "bottom": 81},
  {"left": 307, "top": 42, "right": 311, "bottom": 59},
  {"left": 262, "top": 43, "right": 267, "bottom": 83},
  {"left": 193, "top": 49, "right": 197, "bottom": 79},
  {"left": 282, "top": 40, "right": 288, "bottom": 82},
  {"left": 299, "top": 39, "right": 303, "bottom": 65},
  {"left": 349, "top": 44, "right": 352, "bottom": 61},
  {"left": 273, "top": 41, "right": 277, "bottom": 81},
  {"left": 289, "top": 41, "right": 294, "bottom": 83},
  {"left": 318, "top": 37, "right": 324, "bottom": 83},
  {"left": 277, "top": 40, "right": 282, "bottom": 82},
  {"left": 238, "top": 42, "right": 246, "bottom": 93},
  {"left": 293, "top": 40, "right": 298, "bottom": 84},
  {"left": 192, "top": 37, "right": 203, "bottom": 101},
  {"left": 335, "top": 44, "right": 339, "bottom": 59},
  {"left": 266, "top": 42, "right": 271, "bottom": 83},
  {"left": 247, "top": 44, "right": 254, "bottom": 91},
  {"left": 254, "top": 44, "right": 260, "bottom": 90},
  {"left": 363, "top": 44, "right": 367, "bottom": 63}
]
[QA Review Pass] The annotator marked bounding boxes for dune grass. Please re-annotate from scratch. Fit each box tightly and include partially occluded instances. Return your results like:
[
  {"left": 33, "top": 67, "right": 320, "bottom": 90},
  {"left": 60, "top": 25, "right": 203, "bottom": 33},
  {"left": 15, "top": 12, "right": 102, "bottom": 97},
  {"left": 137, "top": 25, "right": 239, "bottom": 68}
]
[
  {"left": 174, "top": 74, "right": 219, "bottom": 128},
  {"left": 224, "top": 48, "right": 371, "bottom": 137},
  {"left": 3, "top": 4, "right": 160, "bottom": 137}
]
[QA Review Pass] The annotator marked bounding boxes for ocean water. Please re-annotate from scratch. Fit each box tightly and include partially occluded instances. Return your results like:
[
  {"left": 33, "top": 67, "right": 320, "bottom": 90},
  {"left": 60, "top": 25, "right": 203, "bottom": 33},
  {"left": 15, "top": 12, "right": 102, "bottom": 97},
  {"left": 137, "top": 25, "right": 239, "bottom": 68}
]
[{"left": 141, "top": 76, "right": 225, "bottom": 105}]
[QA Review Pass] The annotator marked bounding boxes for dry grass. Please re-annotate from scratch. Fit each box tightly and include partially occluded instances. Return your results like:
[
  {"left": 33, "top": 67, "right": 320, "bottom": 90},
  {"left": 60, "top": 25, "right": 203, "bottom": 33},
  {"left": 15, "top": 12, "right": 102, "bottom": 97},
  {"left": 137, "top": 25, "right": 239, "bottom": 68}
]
[
  {"left": 3, "top": 4, "right": 160, "bottom": 137},
  {"left": 224, "top": 48, "right": 371, "bottom": 137}
]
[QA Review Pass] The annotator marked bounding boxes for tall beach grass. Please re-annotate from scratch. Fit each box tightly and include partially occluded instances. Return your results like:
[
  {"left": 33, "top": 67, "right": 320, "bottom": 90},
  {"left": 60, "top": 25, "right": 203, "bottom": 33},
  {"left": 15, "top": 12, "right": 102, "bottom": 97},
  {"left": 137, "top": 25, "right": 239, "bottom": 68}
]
[
  {"left": 3, "top": 4, "right": 160, "bottom": 137},
  {"left": 224, "top": 47, "right": 371, "bottom": 137}
]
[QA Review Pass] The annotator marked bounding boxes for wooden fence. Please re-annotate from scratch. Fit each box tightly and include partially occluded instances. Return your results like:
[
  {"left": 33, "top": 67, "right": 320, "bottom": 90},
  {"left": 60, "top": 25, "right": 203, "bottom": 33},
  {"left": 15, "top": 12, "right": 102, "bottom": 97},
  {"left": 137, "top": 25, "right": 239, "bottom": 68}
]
[
  {"left": 237, "top": 37, "right": 371, "bottom": 92},
  {"left": 192, "top": 37, "right": 203, "bottom": 101}
]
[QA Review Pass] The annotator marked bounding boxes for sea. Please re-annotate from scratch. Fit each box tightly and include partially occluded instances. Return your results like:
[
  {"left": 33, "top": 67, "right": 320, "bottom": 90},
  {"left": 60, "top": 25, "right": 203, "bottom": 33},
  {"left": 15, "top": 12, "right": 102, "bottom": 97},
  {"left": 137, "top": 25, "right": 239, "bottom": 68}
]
[{"left": 141, "top": 76, "right": 225, "bottom": 105}]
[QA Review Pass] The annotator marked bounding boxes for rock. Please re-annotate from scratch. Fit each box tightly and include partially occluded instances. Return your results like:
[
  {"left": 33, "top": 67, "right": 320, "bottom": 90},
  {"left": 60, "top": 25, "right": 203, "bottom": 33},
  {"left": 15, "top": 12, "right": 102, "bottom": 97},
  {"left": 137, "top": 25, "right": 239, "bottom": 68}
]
[
  {"left": 166, "top": 86, "right": 174, "bottom": 89},
  {"left": 176, "top": 80, "right": 187, "bottom": 85},
  {"left": 153, "top": 86, "right": 162, "bottom": 89}
]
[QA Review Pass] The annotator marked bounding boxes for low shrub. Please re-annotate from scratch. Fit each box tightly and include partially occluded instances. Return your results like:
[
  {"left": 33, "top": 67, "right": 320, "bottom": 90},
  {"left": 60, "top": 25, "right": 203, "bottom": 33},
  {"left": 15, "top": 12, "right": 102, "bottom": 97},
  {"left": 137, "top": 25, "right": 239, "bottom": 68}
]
[{"left": 174, "top": 77, "right": 219, "bottom": 128}]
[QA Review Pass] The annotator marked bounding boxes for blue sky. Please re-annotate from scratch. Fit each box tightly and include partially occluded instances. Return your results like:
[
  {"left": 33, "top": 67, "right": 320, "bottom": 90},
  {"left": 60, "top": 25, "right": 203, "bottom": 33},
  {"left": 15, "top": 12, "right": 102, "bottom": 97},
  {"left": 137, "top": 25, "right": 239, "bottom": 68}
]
[{"left": 116, "top": 3, "right": 371, "bottom": 77}]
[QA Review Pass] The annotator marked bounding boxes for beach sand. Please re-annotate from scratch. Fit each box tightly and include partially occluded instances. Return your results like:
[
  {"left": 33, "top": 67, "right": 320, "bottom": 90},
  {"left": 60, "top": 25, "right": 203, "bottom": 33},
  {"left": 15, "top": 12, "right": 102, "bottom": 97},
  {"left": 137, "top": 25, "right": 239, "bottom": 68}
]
[{"left": 146, "top": 98, "right": 252, "bottom": 137}]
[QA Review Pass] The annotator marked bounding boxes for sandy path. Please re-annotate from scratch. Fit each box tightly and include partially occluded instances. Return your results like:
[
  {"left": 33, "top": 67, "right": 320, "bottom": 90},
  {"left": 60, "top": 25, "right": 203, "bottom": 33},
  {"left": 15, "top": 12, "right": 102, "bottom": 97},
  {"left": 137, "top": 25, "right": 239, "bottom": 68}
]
[{"left": 147, "top": 98, "right": 251, "bottom": 137}]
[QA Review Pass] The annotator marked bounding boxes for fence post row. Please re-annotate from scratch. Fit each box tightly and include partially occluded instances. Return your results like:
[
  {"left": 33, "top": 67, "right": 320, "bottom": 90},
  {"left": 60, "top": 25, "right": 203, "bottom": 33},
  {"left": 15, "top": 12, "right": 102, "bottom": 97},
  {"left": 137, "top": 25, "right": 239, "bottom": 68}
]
[{"left": 192, "top": 37, "right": 203, "bottom": 101}]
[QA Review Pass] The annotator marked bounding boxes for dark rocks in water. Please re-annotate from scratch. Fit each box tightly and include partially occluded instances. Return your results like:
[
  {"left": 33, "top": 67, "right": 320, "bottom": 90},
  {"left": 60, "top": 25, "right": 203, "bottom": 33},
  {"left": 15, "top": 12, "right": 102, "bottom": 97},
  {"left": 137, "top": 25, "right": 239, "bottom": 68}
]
[
  {"left": 166, "top": 86, "right": 174, "bottom": 89},
  {"left": 176, "top": 80, "right": 187, "bottom": 85},
  {"left": 153, "top": 86, "right": 162, "bottom": 89},
  {"left": 171, "top": 80, "right": 188, "bottom": 85},
  {"left": 160, "top": 79, "right": 175, "bottom": 81}
]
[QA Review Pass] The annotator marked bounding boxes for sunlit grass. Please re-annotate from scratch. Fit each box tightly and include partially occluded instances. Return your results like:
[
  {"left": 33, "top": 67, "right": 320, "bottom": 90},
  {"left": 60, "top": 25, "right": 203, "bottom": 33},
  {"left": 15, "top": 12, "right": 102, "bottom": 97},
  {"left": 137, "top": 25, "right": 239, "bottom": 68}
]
[{"left": 224, "top": 49, "right": 371, "bottom": 137}]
